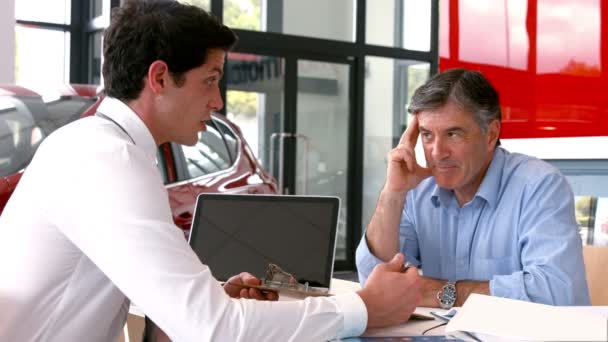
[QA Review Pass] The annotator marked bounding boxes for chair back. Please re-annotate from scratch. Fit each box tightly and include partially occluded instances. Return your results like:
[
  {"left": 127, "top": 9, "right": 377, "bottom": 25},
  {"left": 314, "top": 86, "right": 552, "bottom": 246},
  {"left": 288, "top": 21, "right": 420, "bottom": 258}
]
[{"left": 583, "top": 245, "right": 608, "bottom": 305}]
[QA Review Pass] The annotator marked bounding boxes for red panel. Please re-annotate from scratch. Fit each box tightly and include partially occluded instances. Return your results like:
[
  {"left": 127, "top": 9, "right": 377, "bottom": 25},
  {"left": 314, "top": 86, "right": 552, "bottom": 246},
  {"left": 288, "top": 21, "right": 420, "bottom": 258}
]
[{"left": 439, "top": 0, "right": 608, "bottom": 139}]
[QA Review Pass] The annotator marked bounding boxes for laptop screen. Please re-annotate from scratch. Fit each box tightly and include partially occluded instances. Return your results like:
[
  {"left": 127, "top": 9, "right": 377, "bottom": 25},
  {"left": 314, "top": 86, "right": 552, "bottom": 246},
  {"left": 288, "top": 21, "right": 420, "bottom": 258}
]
[{"left": 188, "top": 194, "right": 340, "bottom": 289}]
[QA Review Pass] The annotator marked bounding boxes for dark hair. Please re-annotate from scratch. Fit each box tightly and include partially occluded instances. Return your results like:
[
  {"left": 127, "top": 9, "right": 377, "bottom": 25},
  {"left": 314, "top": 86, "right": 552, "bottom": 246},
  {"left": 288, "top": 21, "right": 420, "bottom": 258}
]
[
  {"left": 408, "top": 68, "right": 501, "bottom": 145},
  {"left": 102, "top": 0, "right": 238, "bottom": 101}
]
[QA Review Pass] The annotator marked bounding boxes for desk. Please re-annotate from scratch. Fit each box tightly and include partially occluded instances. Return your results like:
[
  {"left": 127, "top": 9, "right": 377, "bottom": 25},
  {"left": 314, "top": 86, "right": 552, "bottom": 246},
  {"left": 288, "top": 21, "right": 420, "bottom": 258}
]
[
  {"left": 124, "top": 278, "right": 448, "bottom": 341},
  {"left": 123, "top": 278, "right": 608, "bottom": 341},
  {"left": 281, "top": 279, "right": 449, "bottom": 336},
  {"left": 326, "top": 279, "right": 608, "bottom": 339}
]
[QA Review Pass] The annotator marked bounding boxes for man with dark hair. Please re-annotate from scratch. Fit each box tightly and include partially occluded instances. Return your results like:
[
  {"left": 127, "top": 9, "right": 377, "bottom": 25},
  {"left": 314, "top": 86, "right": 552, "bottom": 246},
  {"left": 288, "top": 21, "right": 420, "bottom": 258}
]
[
  {"left": 0, "top": 1, "right": 421, "bottom": 341},
  {"left": 356, "top": 68, "right": 590, "bottom": 308}
]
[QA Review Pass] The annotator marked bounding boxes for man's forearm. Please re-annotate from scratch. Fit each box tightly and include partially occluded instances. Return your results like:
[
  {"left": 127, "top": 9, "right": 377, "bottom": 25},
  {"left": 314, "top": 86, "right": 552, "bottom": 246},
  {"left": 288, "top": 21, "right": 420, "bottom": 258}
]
[
  {"left": 455, "top": 280, "right": 489, "bottom": 306},
  {"left": 365, "top": 189, "right": 408, "bottom": 261},
  {"left": 419, "top": 276, "right": 490, "bottom": 307}
]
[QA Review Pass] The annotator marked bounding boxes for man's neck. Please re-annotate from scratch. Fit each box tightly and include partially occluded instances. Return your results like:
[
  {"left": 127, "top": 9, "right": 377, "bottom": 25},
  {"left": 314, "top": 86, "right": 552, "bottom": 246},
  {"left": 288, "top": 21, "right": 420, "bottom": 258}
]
[
  {"left": 453, "top": 154, "right": 495, "bottom": 207},
  {"left": 125, "top": 97, "right": 163, "bottom": 146}
]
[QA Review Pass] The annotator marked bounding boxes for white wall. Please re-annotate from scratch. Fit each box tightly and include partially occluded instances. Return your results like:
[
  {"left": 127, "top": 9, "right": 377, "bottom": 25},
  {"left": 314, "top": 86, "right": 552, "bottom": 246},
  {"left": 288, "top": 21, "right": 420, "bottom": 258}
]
[{"left": 0, "top": 0, "right": 16, "bottom": 83}]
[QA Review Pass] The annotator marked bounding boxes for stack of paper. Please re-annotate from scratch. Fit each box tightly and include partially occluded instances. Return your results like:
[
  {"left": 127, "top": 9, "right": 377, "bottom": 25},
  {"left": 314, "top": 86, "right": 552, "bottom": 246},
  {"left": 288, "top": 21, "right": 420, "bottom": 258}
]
[{"left": 445, "top": 294, "right": 608, "bottom": 341}]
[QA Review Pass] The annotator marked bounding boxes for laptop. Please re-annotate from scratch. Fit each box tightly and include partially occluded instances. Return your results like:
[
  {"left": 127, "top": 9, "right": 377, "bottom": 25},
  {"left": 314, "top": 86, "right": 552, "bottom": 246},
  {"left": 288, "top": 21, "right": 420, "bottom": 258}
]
[{"left": 188, "top": 193, "right": 340, "bottom": 296}]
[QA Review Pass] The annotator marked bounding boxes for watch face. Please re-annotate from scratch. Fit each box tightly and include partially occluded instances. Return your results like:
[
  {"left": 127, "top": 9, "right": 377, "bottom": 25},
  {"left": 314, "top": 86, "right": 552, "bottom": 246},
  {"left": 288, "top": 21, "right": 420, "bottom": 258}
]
[{"left": 440, "top": 283, "right": 457, "bottom": 308}]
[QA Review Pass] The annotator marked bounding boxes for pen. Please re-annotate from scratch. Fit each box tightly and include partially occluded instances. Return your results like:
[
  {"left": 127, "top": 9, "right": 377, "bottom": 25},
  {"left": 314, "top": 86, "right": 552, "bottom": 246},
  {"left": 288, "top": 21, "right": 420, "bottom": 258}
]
[{"left": 401, "top": 261, "right": 413, "bottom": 273}]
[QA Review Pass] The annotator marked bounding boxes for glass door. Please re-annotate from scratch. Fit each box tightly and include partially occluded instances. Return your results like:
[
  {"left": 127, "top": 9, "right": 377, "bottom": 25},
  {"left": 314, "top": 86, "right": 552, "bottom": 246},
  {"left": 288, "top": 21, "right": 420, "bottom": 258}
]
[
  {"left": 224, "top": 52, "right": 285, "bottom": 176},
  {"left": 293, "top": 59, "right": 352, "bottom": 261},
  {"left": 225, "top": 53, "right": 354, "bottom": 265}
]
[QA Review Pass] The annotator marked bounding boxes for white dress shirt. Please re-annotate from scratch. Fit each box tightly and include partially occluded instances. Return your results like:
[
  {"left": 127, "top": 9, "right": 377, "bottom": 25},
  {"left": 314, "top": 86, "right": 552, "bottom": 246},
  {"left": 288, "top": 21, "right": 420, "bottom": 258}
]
[{"left": 0, "top": 97, "right": 367, "bottom": 342}]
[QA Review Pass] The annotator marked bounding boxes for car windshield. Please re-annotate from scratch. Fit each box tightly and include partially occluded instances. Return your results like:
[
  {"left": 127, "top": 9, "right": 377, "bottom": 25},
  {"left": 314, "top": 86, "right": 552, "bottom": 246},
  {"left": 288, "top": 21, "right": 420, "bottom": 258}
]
[{"left": 0, "top": 94, "right": 97, "bottom": 177}]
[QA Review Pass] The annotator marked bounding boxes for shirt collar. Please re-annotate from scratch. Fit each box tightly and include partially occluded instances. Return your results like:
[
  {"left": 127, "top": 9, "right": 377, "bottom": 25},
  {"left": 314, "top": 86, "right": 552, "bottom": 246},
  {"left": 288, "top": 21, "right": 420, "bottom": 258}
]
[
  {"left": 474, "top": 147, "right": 505, "bottom": 209},
  {"left": 430, "top": 147, "right": 505, "bottom": 209},
  {"left": 96, "top": 97, "right": 158, "bottom": 160},
  {"left": 431, "top": 185, "right": 451, "bottom": 208}
]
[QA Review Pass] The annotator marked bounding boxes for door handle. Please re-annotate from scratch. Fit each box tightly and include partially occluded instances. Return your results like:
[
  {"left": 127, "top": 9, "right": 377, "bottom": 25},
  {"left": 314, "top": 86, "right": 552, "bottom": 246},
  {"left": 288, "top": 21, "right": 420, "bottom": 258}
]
[
  {"left": 270, "top": 132, "right": 289, "bottom": 194},
  {"left": 269, "top": 133, "right": 310, "bottom": 195}
]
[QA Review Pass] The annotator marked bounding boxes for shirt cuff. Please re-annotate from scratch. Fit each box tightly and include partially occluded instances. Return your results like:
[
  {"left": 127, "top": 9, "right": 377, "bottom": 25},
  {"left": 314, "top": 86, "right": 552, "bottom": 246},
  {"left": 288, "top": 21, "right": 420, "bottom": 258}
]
[{"left": 332, "top": 291, "right": 367, "bottom": 339}]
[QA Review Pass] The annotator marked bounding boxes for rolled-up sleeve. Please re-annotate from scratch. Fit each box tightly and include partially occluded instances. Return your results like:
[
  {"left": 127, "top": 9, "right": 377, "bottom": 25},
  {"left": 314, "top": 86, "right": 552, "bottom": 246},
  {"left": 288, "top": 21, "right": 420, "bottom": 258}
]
[
  {"left": 356, "top": 194, "right": 420, "bottom": 286},
  {"left": 489, "top": 172, "right": 590, "bottom": 305},
  {"left": 355, "top": 234, "right": 385, "bottom": 285},
  {"left": 400, "top": 196, "right": 421, "bottom": 268}
]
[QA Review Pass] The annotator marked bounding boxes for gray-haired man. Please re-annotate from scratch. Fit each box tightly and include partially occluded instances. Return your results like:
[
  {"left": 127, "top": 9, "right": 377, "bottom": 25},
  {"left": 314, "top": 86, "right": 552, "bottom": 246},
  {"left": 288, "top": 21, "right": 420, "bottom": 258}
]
[{"left": 357, "top": 68, "right": 590, "bottom": 308}]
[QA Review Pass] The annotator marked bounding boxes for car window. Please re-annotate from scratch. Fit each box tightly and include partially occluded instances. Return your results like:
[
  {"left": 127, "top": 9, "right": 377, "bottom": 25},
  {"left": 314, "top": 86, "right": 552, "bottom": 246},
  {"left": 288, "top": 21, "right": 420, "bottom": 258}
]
[
  {"left": 548, "top": 159, "right": 608, "bottom": 246},
  {"left": 44, "top": 96, "right": 97, "bottom": 132},
  {"left": 0, "top": 96, "right": 43, "bottom": 177},
  {"left": 215, "top": 119, "right": 239, "bottom": 162},
  {"left": 181, "top": 121, "right": 232, "bottom": 179},
  {"left": 0, "top": 94, "right": 97, "bottom": 178}
]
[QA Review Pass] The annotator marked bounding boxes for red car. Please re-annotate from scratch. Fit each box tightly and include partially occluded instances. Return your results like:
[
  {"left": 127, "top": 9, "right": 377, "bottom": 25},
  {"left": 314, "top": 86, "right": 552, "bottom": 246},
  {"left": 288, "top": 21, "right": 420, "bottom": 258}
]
[{"left": 0, "top": 84, "right": 278, "bottom": 235}]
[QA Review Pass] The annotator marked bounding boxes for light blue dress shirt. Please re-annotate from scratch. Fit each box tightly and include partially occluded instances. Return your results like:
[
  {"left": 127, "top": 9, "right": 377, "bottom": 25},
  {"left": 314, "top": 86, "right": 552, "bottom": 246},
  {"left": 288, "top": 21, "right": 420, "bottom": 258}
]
[{"left": 356, "top": 147, "right": 590, "bottom": 305}]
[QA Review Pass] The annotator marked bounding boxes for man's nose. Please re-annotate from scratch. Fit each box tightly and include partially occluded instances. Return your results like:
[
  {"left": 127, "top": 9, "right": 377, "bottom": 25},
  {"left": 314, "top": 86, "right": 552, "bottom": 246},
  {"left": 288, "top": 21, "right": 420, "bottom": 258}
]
[
  {"left": 431, "top": 137, "right": 449, "bottom": 160},
  {"left": 209, "top": 87, "right": 224, "bottom": 111}
]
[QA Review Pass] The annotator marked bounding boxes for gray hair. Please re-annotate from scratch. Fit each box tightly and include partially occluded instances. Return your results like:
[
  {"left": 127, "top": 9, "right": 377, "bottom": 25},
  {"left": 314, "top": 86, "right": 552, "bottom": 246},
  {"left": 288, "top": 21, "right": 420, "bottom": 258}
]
[{"left": 408, "top": 68, "right": 501, "bottom": 145}]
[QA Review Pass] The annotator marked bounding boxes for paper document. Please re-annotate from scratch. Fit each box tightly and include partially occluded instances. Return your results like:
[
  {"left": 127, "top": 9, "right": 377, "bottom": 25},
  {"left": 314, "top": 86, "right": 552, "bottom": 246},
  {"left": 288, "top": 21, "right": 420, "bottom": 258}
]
[
  {"left": 430, "top": 309, "right": 458, "bottom": 322},
  {"left": 445, "top": 294, "right": 608, "bottom": 341}
]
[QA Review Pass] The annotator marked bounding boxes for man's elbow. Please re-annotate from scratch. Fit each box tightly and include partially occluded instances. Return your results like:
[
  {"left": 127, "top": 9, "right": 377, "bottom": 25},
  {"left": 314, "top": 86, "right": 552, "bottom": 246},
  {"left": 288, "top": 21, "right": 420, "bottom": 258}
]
[{"left": 524, "top": 270, "right": 590, "bottom": 306}]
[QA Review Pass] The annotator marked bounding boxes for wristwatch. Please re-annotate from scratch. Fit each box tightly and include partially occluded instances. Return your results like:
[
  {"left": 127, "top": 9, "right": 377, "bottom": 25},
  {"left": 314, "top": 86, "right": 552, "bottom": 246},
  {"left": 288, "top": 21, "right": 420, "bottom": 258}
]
[{"left": 437, "top": 281, "right": 457, "bottom": 309}]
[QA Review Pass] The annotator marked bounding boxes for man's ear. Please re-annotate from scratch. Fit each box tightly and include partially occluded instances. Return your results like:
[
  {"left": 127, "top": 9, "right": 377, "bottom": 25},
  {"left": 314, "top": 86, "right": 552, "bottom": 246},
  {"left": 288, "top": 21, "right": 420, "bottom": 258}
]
[
  {"left": 487, "top": 120, "right": 501, "bottom": 146},
  {"left": 147, "top": 60, "right": 170, "bottom": 95}
]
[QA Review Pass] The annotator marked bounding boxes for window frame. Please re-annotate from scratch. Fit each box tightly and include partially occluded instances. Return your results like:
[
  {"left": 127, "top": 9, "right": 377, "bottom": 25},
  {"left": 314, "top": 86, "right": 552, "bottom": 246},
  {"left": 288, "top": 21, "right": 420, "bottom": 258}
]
[
  {"left": 15, "top": 0, "right": 119, "bottom": 84},
  {"left": 547, "top": 159, "right": 608, "bottom": 246},
  {"left": 59, "top": 0, "right": 437, "bottom": 271}
]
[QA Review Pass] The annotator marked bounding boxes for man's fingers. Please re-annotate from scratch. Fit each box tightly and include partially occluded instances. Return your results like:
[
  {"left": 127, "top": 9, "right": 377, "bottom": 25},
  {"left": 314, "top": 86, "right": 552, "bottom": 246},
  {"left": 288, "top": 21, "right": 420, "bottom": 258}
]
[
  {"left": 225, "top": 273, "right": 281, "bottom": 301},
  {"left": 376, "top": 253, "right": 405, "bottom": 272},
  {"left": 265, "top": 291, "right": 279, "bottom": 301},
  {"left": 240, "top": 288, "right": 249, "bottom": 298},
  {"left": 240, "top": 272, "right": 261, "bottom": 286},
  {"left": 388, "top": 146, "right": 417, "bottom": 173},
  {"left": 404, "top": 266, "right": 419, "bottom": 277},
  {"left": 416, "top": 165, "right": 433, "bottom": 179},
  {"left": 403, "top": 267, "right": 420, "bottom": 287},
  {"left": 242, "top": 287, "right": 278, "bottom": 301},
  {"left": 384, "top": 253, "right": 405, "bottom": 272},
  {"left": 404, "top": 155, "right": 414, "bottom": 174},
  {"left": 361, "top": 252, "right": 424, "bottom": 328},
  {"left": 248, "top": 288, "right": 264, "bottom": 300},
  {"left": 398, "top": 115, "right": 420, "bottom": 147}
]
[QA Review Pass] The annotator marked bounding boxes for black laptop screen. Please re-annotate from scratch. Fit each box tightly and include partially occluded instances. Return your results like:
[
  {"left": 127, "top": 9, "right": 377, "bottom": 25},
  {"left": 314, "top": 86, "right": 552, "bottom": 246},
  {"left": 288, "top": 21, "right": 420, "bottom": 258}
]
[{"left": 188, "top": 194, "right": 340, "bottom": 288}]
